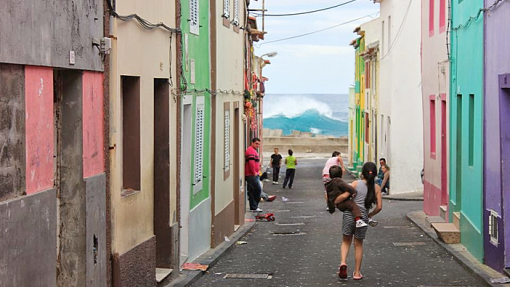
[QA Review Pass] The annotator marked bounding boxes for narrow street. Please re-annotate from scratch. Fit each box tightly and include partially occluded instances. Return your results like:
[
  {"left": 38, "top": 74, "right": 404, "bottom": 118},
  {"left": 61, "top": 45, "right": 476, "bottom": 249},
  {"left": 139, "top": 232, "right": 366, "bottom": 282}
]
[{"left": 193, "top": 158, "right": 483, "bottom": 286}]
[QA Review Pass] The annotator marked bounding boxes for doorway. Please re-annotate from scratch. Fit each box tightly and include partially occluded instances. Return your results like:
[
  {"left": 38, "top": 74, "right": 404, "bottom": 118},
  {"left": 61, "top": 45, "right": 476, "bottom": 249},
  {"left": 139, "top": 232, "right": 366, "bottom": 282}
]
[
  {"left": 180, "top": 97, "right": 192, "bottom": 267},
  {"left": 233, "top": 103, "right": 244, "bottom": 226},
  {"left": 499, "top": 76, "right": 510, "bottom": 268},
  {"left": 441, "top": 97, "right": 448, "bottom": 205},
  {"left": 154, "top": 79, "right": 172, "bottom": 268}
]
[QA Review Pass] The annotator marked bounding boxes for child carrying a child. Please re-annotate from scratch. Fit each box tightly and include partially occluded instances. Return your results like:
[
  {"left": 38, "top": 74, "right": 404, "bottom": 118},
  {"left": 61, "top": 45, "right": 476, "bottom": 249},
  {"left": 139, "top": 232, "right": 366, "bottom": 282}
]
[{"left": 324, "top": 165, "right": 368, "bottom": 228}]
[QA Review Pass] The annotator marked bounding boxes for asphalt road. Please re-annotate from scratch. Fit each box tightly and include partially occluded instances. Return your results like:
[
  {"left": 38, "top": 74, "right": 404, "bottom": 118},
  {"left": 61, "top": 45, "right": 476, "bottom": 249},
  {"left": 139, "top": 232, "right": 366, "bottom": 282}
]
[{"left": 193, "top": 158, "right": 484, "bottom": 287}]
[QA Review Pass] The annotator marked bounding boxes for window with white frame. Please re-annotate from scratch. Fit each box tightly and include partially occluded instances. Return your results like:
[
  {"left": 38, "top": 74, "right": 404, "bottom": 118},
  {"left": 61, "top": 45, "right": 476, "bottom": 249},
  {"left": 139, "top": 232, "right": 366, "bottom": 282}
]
[
  {"left": 193, "top": 97, "right": 205, "bottom": 193},
  {"left": 489, "top": 210, "right": 499, "bottom": 246},
  {"left": 232, "top": 0, "right": 240, "bottom": 26},
  {"left": 190, "top": 0, "right": 199, "bottom": 35},
  {"left": 223, "top": 0, "right": 230, "bottom": 19}
]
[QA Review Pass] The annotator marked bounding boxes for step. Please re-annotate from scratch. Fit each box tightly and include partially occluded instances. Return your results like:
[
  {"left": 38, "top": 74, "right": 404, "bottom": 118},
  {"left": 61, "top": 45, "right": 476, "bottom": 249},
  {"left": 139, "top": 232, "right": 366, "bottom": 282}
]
[
  {"left": 439, "top": 205, "right": 448, "bottom": 221},
  {"left": 425, "top": 216, "right": 445, "bottom": 228},
  {"left": 156, "top": 268, "right": 173, "bottom": 284},
  {"left": 453, "top": 212, "right": 461, "bottom": 230},
  {"left": 432, "top": 222, "right": 460, "bottom": 244},
  {"left": 504, "top": 268, "right": 510, "bottom": 278}
]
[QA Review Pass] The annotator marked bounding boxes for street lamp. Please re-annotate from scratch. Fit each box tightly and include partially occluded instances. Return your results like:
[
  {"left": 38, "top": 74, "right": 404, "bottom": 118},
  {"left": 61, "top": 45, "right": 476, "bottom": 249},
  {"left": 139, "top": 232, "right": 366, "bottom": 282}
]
[{"left": 260, "top": 51, "right": 278, "bottom": 58}]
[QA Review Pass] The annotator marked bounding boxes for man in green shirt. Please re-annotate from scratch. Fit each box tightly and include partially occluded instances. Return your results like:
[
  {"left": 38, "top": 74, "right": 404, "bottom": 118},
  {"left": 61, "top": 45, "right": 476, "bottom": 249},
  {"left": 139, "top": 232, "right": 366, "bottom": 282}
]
[{"left": 283, "top": 149, "right": 297, "bottom": 189}]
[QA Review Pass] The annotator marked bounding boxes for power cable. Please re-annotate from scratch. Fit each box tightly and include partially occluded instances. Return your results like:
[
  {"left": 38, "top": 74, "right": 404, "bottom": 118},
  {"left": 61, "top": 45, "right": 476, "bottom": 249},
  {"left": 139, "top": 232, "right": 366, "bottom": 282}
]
[
  {"left": 250, "top": 0, "right": 359, "bottom": 17},
  {"left": 258, "top": 12, "right": 379, "bottom": 46}
]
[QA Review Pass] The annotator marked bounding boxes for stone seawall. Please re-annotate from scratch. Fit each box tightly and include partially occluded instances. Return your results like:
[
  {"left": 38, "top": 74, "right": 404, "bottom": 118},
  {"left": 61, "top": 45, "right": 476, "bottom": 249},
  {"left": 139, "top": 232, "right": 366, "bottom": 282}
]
[{"left": 262, "top": 129, "right": 348, "bottom": 154}]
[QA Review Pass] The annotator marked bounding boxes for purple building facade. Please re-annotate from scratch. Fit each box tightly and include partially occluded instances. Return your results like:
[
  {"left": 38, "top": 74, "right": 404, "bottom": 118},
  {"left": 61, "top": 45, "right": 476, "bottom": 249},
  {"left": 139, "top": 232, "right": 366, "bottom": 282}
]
[{"left": 483, "top": 0, "right": 510, "bottom": 273}]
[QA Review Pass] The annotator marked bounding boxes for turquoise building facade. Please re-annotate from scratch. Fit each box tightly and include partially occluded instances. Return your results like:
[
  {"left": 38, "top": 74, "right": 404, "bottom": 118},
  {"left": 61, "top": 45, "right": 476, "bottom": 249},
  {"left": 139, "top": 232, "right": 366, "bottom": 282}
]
[{"left": 449, "top": 0, "right": 484, "bottom": 262}]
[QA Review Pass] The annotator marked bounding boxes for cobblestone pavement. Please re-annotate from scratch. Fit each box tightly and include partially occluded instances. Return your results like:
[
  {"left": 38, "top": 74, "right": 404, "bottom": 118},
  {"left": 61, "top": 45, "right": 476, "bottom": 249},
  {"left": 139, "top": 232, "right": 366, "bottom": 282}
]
[{"left": 193, "top": 158, "right": 484, "bottom": 287}]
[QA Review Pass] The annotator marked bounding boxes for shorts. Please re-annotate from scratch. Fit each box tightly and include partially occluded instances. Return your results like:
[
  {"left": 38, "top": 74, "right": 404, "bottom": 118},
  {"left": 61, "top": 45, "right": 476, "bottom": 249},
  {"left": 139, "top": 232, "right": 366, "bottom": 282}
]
[{"left": 342, "top": 209, "right": 368, "bottom": 240}]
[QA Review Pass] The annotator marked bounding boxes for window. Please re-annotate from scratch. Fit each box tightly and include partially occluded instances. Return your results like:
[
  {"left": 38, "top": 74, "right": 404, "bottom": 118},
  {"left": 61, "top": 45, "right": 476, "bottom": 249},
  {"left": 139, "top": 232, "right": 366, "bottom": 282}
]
[
  {"left": 232, "top": 0, "right": 240, "bottom": 26},
  {"left": 381, "top": 20, "right": 385, "bottom": 56},
  {"left": 194, "top": 97, "right": 205, "bottom": 193},
  {"left": 489, "top": 210, "right": 499, "bottom": 246},
  {"left": 469, "top": 94, "right": 474, "bottom": 166},
  {"left": 224, "top": 103, "right": 231, "bottom": 179},
  {"left": 365, "top": 112, "right": 369, "bottom": 144},
  {"left": 190, "top": 0, "right": 199, "bottom": 35},
  {"left": 439, "top": 0, "right": 446, "bottom": 33},
  {"left": 429, "top": 0, "right": 434, "bottom": 37},
  {"left": 121, "top": 76, "right": 141, "bottom": 192},
  {"left": 430, "top": 97, "right": 436, "bottom": 157},
  {"left": 223, "top": 0, "right": 230, "bottom": 19},
  {"left": 365, "top": 61, "right": 370, "bottom": 89}
]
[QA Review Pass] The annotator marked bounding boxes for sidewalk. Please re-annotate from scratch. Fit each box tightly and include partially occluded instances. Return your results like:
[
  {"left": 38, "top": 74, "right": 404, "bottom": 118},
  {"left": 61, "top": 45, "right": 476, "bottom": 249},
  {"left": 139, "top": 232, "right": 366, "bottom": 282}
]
[
  {"left": 166, "top": 215, "right": 256, "bottom": 287},
  {"left": 383, "top": 190, "right": 423, "bottom": 201},
  {"left": 407, "top": 210, "right": 510, "bottom": 287}
]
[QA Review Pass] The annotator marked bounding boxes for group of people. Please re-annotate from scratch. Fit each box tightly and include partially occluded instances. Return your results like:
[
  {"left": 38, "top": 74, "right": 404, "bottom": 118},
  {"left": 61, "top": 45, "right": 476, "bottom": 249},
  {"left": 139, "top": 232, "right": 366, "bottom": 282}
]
[{"left": 245, "top": 139, "right": 386, "bottom": 280}]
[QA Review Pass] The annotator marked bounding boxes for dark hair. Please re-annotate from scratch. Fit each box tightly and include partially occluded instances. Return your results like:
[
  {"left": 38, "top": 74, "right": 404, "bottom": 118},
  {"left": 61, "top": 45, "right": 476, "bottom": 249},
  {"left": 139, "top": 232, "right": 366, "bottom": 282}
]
[
  {"left": 379, "top": 158, "right": 386, "bottom": 162},
  {"left": 288, "top": 149, "right": 293, "bottom": 155},
  {"left": 362, "top": 162, "right": 378, "bottom": 209},
  {"left": 332, "top": 151, "right": 340, "bottom": 157},
  {"left": 329, "top": 165, "right": 343, "bottom": 178},
  {"left": 252, "top": 138, "right": 261, "bottom": 143}
]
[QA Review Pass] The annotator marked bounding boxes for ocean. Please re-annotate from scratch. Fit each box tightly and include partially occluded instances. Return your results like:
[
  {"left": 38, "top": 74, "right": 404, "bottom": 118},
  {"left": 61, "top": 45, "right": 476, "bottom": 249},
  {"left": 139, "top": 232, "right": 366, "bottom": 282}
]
[{"left": 263, "top": 94, "right": 349, "bottom": 137}]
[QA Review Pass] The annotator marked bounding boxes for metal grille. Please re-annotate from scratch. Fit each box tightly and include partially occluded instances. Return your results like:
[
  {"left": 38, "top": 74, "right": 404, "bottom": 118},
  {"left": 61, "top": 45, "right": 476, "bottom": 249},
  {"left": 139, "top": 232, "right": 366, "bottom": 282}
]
[
  {"left": 224, "top": 274, "right": 270, "bottom": 279},
  {"left": 190, "top": 0, "right": 199, "bottom": 35},
  {"left": 489, "top": 210, "right": 499, "bottom": 246}
]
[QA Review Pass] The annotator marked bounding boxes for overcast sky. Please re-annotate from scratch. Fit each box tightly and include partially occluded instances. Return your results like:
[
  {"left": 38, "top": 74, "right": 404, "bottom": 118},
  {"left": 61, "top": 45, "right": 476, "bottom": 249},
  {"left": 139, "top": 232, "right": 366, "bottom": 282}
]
[{"left": 248, "top": 0, "right": 379, "bottom": 94}]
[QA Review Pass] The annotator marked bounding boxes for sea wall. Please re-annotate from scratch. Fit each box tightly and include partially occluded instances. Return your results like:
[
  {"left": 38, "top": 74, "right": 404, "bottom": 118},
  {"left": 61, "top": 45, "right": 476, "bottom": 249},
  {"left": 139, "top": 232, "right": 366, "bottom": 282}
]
[{"left": 263, "top": 128, "right": 348, "bottom": 154}]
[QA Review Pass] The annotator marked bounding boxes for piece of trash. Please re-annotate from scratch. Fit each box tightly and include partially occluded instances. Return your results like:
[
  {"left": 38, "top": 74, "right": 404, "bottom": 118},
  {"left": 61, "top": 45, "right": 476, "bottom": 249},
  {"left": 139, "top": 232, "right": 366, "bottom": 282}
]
[
  {"left": 182, "top": 263, "right": 209, "bottom": 271},
  {"left": 282, "top": 197, "right": 289, "bottom": 202},
  {"left": 224, "top": 236, "right": 230, "bottom": 242},
  {"left": 490, "top": 277, "right": 510, "bottom": 284},
  {"left": 245, "top": 218, "right": 255, "bottom": 222},
  {"left": 236, "top": 241, "right": 248, "bottom": 245},
  {"left": 215, "top": 273, "right": 222, "bottom": 275}
]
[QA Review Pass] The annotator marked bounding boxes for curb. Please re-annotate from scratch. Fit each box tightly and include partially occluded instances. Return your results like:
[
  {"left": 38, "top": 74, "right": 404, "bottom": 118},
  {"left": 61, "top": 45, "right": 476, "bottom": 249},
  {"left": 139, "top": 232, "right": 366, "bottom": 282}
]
[
  {"left": 382, "top": 195, "right": 423, "bottom": 202},
  {"left": 407, "top": 211, "right": 508, "bottom": 287},
  {"left": 166, "top": 217, "right": 256, "bottom": 287}
]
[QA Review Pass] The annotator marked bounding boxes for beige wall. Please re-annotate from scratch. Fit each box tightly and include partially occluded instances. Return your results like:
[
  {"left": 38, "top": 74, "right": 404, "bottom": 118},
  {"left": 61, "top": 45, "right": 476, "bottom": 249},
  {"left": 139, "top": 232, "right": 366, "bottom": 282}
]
[
  {"left": 109, "top": 0, "right": 178, "bottom": 254},
  {"left": 214, "top": 0, "right": 245, "bottom": 214}
]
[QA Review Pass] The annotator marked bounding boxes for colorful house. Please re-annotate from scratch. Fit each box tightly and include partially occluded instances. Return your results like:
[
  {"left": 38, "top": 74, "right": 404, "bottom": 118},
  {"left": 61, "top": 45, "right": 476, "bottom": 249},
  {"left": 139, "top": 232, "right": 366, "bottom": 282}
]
[
  {"left": 421, "top": 0, "right": 450, "bottom": 218},
  {"left": 108, "top": 0, "right": 180, "bottom": 284},
  {"left": 483, "top": 0, "right": 510, "bottom": 272},
  {"left": 180, "top": 0, "right": 213, "bottom": 265},
  {"left": 0, "top": 1, "right": 106, "bottom": 285},
  {"left": 449, "top": 0, "right": 484, "bottom": 262},
  {"left": 209, "top": 0, "right": 247, "bottom": 248}
]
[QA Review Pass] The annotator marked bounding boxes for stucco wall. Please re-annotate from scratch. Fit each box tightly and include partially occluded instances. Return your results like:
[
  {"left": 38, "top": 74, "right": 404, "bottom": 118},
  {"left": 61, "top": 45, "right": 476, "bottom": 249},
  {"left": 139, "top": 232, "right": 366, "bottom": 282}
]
[
  {"left": 109, "top": 0, "right": 178, "bottom": 255},
  {"left": 379, "top": 0, "right": 423, "bottom": 194},
  {"left": 0, "top": 0, "right": 103, "bottom": 71},
  {"left": 214, "top": 0, "right": 245, "bottom": 214},
  {"left": 24, "top": 66, "right": 54, "bottom": 195},
  {"left": 449, "top": 0, "right": 484, "bottom": 262},
  {"left": 0, "top": 64, "right": 26, "bottom": 201},
  {"left": 483, "top": 0, "right": 510, "bottom": 270},
  {"left": 421, "top": 0, "right": 450, "bottom": 215}
]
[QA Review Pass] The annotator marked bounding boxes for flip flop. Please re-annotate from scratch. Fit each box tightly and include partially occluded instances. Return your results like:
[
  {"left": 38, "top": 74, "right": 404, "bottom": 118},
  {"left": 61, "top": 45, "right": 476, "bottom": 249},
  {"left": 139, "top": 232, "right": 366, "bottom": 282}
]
[
  {"left": 353, "top": 272, "right": 364, "bottom": 280},
  {"left": 338, "top": 264, "right": 348, "bottom": 279}
]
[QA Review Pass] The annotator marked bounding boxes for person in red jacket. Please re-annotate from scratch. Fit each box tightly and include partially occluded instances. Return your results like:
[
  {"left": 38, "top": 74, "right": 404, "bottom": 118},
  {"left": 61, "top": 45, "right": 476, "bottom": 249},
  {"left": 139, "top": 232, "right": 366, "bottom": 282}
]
[{"left": 245, "top": 138, "right": 263, "bottom": 212}]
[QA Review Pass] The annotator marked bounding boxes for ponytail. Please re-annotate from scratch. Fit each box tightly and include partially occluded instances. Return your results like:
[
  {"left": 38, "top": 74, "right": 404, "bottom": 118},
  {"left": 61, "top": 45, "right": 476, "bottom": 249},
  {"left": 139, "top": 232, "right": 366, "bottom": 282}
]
[{"left": 362, "top": 162, "right": 378, "bottom": 209}]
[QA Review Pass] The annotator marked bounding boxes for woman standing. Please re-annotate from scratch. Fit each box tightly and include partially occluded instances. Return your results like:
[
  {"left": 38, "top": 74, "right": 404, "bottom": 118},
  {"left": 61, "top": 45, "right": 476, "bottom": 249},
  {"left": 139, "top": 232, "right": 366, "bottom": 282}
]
[{"left": 337, "top": 162, "right": 383, "bottom": 280}]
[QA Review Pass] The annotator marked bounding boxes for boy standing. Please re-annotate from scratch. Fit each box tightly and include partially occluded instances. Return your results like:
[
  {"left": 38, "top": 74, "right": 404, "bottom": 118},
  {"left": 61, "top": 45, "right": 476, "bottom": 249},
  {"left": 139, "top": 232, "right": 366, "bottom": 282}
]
[
  {"left": 322, "top": 151, "right": 346, "bottom": 209},
  {"left": 245, "top": 138, "right": 262, "bottom": 212},
  {"left": 283, "top": 149, "right": 297, "bottom": 189},
  {"left": 269, "top": 148, "right": 282, "bottom": 184}
]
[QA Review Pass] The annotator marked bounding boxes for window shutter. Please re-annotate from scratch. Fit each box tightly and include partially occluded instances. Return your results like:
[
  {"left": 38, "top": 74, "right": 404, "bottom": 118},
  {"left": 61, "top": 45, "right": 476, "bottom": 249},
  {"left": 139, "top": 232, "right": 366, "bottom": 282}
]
[
  {"left": 190, "top": 0, "right": 200, "bottom": 35},
  {"left": 194, "top": 97, "right": 205, "bottom": 192},
  {"left": 224, "top": 109, "right": 231, "bottom": 173},
  {"left": 232, "top": 0, "right": 239, "bottom": 26},
  {"left": 223, "top": 0, "right": 230, "bottom": 19}
]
